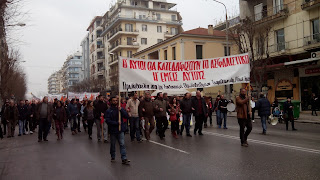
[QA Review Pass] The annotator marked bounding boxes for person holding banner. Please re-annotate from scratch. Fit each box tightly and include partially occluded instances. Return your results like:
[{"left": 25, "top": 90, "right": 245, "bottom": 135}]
[
  {"left": 236, "top": 88, "right": 252, "bottom": 147},
  {"left": 138, "top": 91, "right": 155, "bottom": 141},
  {"left": 192, "top": 91, "right": 208, "bottom": 136},
  {"left": 105, "top": 96, "right": 130, "bottom": 165},
  {"left": 179, "top": 93, "right": 193, "bottom": 137},
  {"left": 154, "top": 92, "right": 168, "bottom": 140},
  {"left": 93, "top": 95, "right": 109, "bottom": 142}
]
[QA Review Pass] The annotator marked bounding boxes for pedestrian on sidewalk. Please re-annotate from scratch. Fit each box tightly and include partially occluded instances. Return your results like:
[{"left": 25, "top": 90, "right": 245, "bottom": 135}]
[
  {"left": 138, "top": 91, "right": 155, "bottom": 141},
  {"left": 179, "top": 92, "right": 193, "bottom": 137},
  {"left": 126, "top": 93, "right": 142, "bottom": 142},
  {"left": 1, "top": 99, "right": 9, "bottom": 136},
  {"left": 311, "top": 93, "right": 318, "bottom": 116},
  {"left": 68, "top": 99, "right": 79, "bottom": 135},
  {"left": 213, "top": 95, "right": 221, "bottom": 126},
  {"left": 84, "top": 101, "right": 94, "bottom": 140},
  {"left": 236, "top": 88, "right": 252, "bottom": 147},
  {"left": 154, "top": 92, "right": 168, "bottom": 140},
  {"left": 168, "top": 96, "right": 181, "bottom": 139},
  {"left": 250, "top": 97, "right": 256, "bottom": 123},
  {"left": 36, "top": 97, "right": 53, "bottom": 142},
  {"left": 255, "top": 94, "right": 271, "bottom": 135},
  {"left": 283, "top": 97, "right": 297, "bottom": 131},
  {"left": 94, "top": 95, "right": 108, "bottom": 142},
  {"left": 53, "top": 101, "right": 66, "bottom": 140},
  {"left": 4, "top": 100, "right": 18, "bottom": 138},
  {"left": 217, "top": 95, "right": 230, "bottom": 129},
  {"left": 17, "top": 100, "right": 27, "bottom": 136},
  {"left": 192, "top": 91, "right": 207, "bottom": 136},
  {"left": 105, "top": 96, "right": 130, "bottom": 165}
]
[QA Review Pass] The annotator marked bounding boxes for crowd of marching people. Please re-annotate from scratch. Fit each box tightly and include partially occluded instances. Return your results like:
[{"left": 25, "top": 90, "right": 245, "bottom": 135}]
[{"left": 0, "top": 88, "right": 299, "bottom": 164}]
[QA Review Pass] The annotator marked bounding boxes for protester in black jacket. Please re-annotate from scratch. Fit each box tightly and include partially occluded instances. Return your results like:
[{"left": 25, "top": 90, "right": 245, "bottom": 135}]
[
  {"left": 1, "top": 99, "right": 9, "bottom": 136},
  {"left": 217, "top": 95, "right": 230, "bottom": 129},
  {"left": 93, "top": 95, "right": 108, "bottom": 142},
  {"left": 255, "top": 94, "right": 271, "bottom": 135},
  {"left": 17, "top": 100, "right": 28, "bottom": 136},
  {"left": 283, "top": 97, "right": 297, "bottom": 131},
  {"left": 192, "top": 91, "right": 208, "bottom": 136},
  {"left": 179, "top": 93, "right": 193, "bottom": 137}
]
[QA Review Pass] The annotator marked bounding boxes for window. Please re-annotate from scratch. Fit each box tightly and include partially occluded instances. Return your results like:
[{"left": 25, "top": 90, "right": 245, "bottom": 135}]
[
  {"left": 171, "top": 27, "right": 178, "bottom": 35},
  {"left": 224, "top": 46, "right": 231, "bottom": 56},
  {"left": 171, "top": 15, "right": 177, "bottom": 21},
  {"left": 276, "top": 28, "right": 285, "bottom": 51},
  {"left": 164, "top": 50, "right": 168, "bottom": 60},
  {"left": 274, "top": 0, "right": 284, "bottom": 14},
  {"left": 125, "top": 24, "right": 133, "bottom": 32},
  {"left": 312, "top": 19, "right": 320, "bottom": 41},
  {"left": 142, "top": 24, "right": 147, "bottom": 31},
  {"left": 131, "top": 1, "right": 138, "bottom": 6},
  {"left": 172, "top": 47, "right": 176, "bottom": 60},
  {"left": 156, "top": 13, "right": 161, "bottom": 20},
  {"left": 256, "top": 36, "right": 264, "bottom": 55},
  {"left": 196, "top": 45, "right": 203, "bottom": 59},
  {"left": 161, "top": 4, "right": 166, "bottom": 9},
  {"left": 127, "top": 37, "right": 133, "bottom": 45},
  {"left": 139, "top": 15, "right": 146, "bottom": 19},
  {"left": 157, "top": 39, "right": 163, "bottom": 43},
  {"left": 127, "top": 51, "right": 133, "bottom": 58},
  {"left": 157, "top": 26, "right": 162, "bottom": 33},
  {"left": 141, "top": 38, "right": 147, "bottom": 45}
]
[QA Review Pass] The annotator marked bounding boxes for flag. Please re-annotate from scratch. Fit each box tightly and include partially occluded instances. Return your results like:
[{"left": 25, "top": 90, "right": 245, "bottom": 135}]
[
  {"left": 100, "top": 115, "right": 104, "bottom": 125},
  {"left": 90, "top": 94, "right": 94, "bottom": 101}
]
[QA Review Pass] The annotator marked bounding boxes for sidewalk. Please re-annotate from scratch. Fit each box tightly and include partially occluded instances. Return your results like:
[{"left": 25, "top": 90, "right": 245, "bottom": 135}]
[{"left": 219, "top": 111, "right": 320, "bottom": 124}]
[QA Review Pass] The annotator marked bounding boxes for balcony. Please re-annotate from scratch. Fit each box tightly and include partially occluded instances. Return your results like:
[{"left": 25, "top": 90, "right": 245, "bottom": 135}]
[
  {"left": 301, "top": 0, "right": 320, "bottom": 10},
  {"left": 109, "top": 69, "right": 118, "bottom": 78},
  {"left": 108, "top": 29, "right": 139, "bottom": 42},
  {"left": 164, "top": 31, "right": 178, "bottom": 38},
  {"left": 268, "top": 42, "right": 289, "bottom": 54},
  {"left": 303, "top": 33, "right": 320, "bottom": 50},
  {"left": 109, "top": 42, "right": 140, "bottom": 53},
  {"left": 253, "top": 4, "right": 288, "bottom": 26}
]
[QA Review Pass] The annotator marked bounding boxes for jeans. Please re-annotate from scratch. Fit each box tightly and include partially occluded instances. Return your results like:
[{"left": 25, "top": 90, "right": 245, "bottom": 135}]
[
  {"left": 260, "top": 115, "right": 267, "bottom": 133},
  {"left": 156, "top": 116, "right": 168, "bottom": 138},
  {"left": 194, "top": 114, "right": 205, "bottom": 134},
  {"left": 216, "top": 110, "right": 221, "bottom": 125},
  {"left": 110, "top": 132, "right": 127, "bottom": 160},
  {"left": 38, "top": 118, "right": 49, "bottom": 140},
  {"left": 19, "top": 119, "right": 26, "bottom": 135},
  {"left": 238, "top": 118, "right": 252, "bottom": 144},
  {"left": 70, "top": 116, "right": 77, "bottom": 132},
  {"left": 181, "top": 114, "right": 191, "bottom": 135},
  {"left": 103, "top": 121, "right": 108, "bottom": 141},
  {"left": 129, "top": 117, "right": 141, "bottom": 141},
  {"left": 219, "top": 112, "right": 227, "bottom": 128}
]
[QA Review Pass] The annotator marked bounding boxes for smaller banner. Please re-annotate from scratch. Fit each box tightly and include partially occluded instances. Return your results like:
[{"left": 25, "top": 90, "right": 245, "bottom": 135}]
[{"left": 67, "top": 92, "right": 100, "bottom": 101}]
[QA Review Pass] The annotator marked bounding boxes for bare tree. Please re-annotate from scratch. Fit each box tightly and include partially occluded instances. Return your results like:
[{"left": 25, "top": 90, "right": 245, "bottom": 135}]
[{"left": 70, "top": 78, "right": 106, "bottom": 93}]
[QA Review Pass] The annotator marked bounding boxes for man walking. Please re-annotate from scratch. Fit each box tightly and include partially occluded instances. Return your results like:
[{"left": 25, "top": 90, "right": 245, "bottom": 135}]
[
  {"left": 68, "top": 99, "right": 79, "bottom": 135},
  {"left": 1, "top": 99, "right": 9, "bottom": 136},
  {"left": 311, "top": 93, "right": 318, "bottom": 116},
  {"left": 284, "top": 97, "right": 297, "bottom": 131},
  {"left": 217, "top": 94, "right": 229, "bottom": 129},
  {"left": 126, "top": 93, "right": 142, "bottom": 142},
  {"left": 4, "top": 100, "right": 19, "bottom": 138},
  {"left": 192, "top": 91, "right": 207, "bottom": 136},
  {"left": 154, "top": 92, "right": 168, "bottom": 140},
  {"left": 236, "top": 88, "right": 252, "bottom": 147},
  {"left": 36, "top": 97, "right": 53, "bottom": 142},
  {"left": 255, "top": 94, "right": 271, "bottom": 135},
  {"left": 138, "top": 91, "right": 155, "bottom": 141},
  {"left": 29, "top": 100, "right": 37, "bottom": 134},
  {"left": 179, "top": 92, "right": 193, "bottom": 137},
  {"left": 94, "top": 95, "right": 108, "bottom": 142},
  {"left": 17, "top": 100, "right": 27, "bottom": 136},
  {"left": 105, "top": 96, "right": 130, "bottom": 165}
]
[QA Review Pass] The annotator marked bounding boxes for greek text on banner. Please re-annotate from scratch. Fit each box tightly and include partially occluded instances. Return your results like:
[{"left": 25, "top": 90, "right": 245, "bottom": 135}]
[{"left": 119, "top": 53, "right": 250, "bottom": 92}]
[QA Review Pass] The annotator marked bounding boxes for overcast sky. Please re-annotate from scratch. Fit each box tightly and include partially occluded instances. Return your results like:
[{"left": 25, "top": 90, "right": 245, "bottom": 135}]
[{"left": 17, "top": 0, "right": 239, "bottom": 97}]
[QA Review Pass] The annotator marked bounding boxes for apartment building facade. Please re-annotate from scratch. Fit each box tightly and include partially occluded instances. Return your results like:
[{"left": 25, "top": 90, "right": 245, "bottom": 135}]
[
  {"left": 97, "top": 0, "right": 183, "bottom": 94},
  {"left": 240, "top": 0, "right": 320, "bottom": 110},
  {"left": 48, "top": 72, "right": 59, "bottom": 94},
  {"left": 81, "top": 33, "right": 90, "bottom": 80},
  {"left": 133, "top": 26, "right": 243, "bottom": 99}
]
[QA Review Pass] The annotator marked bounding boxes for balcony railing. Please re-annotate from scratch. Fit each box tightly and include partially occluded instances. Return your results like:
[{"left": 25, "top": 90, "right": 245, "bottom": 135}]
[
  {"left": 268, "top": 42, "right": 289, "bottom": 53},
  {"left": 97, "top": 55, "right": 105, "bottom": 60},
  {"left": 253, "top": 4, "right": 288, "bottom": 25},
  {"left": 301, "top": 0, "right": 320, "bottom": 10},
  {"left": 97, "top": 44, "right": 104, "bottom": 49},
  {"left": 304, "top": 33, "right": 320, "bottom": 46},
  {"left": 108, "top": 29, "right": 139, "bottom": 40},
  {"left": 109, "top": 70, "right": 118, "bottom": 77}
]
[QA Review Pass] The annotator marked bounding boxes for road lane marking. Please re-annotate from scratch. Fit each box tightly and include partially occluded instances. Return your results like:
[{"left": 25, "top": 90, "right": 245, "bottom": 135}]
[
  {"left": 202, "top": 131, "right": 320, "bottom": 155},
  {"left": 143, "top": 139, "right": 190, "bottom": 154}
]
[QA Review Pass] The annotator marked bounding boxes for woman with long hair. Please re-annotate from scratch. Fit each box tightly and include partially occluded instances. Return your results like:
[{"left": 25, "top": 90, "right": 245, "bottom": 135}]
[
  {"left": 84, "top": 101, "right": 95, "bottom": 139},
  {"left": 168, "top": 96, "right": 181, "bottom": 139},
  {"left": 54, "top": 101, "right": 67, "bottom": 140}
]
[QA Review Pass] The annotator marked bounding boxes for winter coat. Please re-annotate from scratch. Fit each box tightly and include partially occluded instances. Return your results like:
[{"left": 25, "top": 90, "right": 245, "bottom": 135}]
[
  {"left": 255, "top": 98, "right": 271, "bottom": 117},
  {"left": 17, "top": 105, "right": 28, "bottom": 120},
  {"left": 36, "top": 102, "right": 53, "bottom": 122},
  {"left": 154, "top": 99, "right": 167, "bottom": 118},
  {"left": 191, "top": 97, "right": 207, "bottom": 116},
  {"left": 94, "top": 101, "right": 108, "bottom": 119},
  {"left": 283, "top": 101, "right": 294, "bottom": 115},
  {"left": 4, "top": 106, "right": 19, "bottom": 123},
  {"left": 218, "top": 99, "right": 230, "bottom": 113},
  {"left": 138, "top": 98, "right": 154, "bottom": 118},
  {"left": 53, "top": 107, "right": 67, "bottom": 123},
  {"left": 236, "top": 95, "right": 250, "bottom": 119},
  {"left": 67, "top": 103, "right": 78, "bottom": 117},
  {"left": 105, "top": 106, "right": 129, "bottom": 134},
  {"left": 180, "top": 98, "right": 193, "bottom": 114}
]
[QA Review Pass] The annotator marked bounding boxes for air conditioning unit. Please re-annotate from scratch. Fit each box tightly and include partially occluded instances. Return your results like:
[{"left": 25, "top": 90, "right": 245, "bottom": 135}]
[{"left": 132, "top": 38, "right": 137, "bottom": 42}]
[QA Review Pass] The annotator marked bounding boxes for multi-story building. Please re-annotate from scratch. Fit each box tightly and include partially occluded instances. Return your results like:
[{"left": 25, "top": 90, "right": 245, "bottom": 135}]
[
  {"left": 239, "top": 0, "right": 320, "bottom": 110},
  {"left": 97, "top": 0, "right": 183, "bottom": 94},
  {"left": 133, "top": 26, "right": 241, "bottom": 99},
  {"left": 81, "top": 33, "right": 90, "bottom": 80},
  {"left": 48, "top": 72, "right": 59, "bottom": 94},
  {"left": 87, "top": 16, "right": 106, "bottom": 87},
  {"left": 60, "top": 52, "right": 84, "bottom": 92}
]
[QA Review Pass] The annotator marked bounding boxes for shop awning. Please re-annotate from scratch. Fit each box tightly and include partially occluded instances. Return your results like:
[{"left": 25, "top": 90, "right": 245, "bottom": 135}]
[{"left": 284, "top": 57, "right": 320, "bottom": 66}]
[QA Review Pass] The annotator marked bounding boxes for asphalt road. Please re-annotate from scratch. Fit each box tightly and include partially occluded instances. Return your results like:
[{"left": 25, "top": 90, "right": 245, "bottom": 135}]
[{"left": 0, "top": 117, "right": 319, "bottom": 180}]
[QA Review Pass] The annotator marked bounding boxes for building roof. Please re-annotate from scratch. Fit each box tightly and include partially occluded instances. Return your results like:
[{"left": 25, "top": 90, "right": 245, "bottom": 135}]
[
  {"left": 134, "top": 27, "right": 228, "bottom": 56},
  {"left": 87, "top": 16, "right": 103, "bottom": 31}
]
